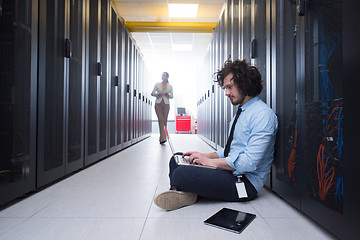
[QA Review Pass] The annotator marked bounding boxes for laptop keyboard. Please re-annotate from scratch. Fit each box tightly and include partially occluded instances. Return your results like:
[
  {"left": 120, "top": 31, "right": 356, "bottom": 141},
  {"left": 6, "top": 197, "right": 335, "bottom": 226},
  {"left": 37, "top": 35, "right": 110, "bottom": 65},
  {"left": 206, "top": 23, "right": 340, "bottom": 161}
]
[{"left": 175, "top": 155, "right": 191, "bottom": 165}]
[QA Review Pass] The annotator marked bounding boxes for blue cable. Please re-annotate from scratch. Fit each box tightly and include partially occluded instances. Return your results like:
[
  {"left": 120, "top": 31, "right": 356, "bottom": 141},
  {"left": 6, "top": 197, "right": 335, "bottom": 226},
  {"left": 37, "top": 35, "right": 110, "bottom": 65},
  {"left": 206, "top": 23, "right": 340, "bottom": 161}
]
[
  {"left": 319, "top": 21, "right": 340, "bottom": 102},
  {"left": 335, "top": 174, "right": 343, "bottom": 207},
  {"left": 337, "top": 106, "right": 343, "bottom": 157}
]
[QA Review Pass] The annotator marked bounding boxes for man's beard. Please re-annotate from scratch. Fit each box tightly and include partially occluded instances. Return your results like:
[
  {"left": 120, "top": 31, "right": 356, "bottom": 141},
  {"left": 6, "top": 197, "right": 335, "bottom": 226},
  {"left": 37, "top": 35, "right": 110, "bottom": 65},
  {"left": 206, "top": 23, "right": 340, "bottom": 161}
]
[{"left": 230, "top": 95, "right": 246, "bottom": 106}]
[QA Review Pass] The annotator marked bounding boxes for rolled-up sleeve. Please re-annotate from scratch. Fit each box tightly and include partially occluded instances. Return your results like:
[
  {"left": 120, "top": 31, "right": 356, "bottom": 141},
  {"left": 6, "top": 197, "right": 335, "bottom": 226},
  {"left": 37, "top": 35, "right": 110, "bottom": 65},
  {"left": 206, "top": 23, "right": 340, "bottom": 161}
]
[{"left": 216, "top": 149, "right": 224, "bottom": 158}]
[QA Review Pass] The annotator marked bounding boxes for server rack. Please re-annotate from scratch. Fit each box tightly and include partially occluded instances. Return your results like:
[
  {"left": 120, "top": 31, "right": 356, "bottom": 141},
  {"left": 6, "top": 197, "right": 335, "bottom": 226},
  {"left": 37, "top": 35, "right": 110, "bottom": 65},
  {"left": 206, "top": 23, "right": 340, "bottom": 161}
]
[
  {"left": 98, "top": 0, "right": 109, "bottom": 159},
  {"left": 37, "top": 0, "right": 85, "bottom": 187},
  {"left": 133, "top": 48, "right": 139, "bottom": 143},
  {"left": 37, "top": 0, "right": 66, "bottom": 187},
  {"left": 1, "top": 0, "right": 150, "bottom": 207},
  {"left": 251, "top": 0, "right": 271, "bottom": 186},
  {"left": 297, "top": 0, "right": 349, "bottom": 238},
  {"left": 127, "top": 39, "right": 134, "bottom": 146},
  {"left": 67, "top": 0, "right": 86, "bottom": 174},
  {"left": 213, "top": 25, "right": 220, "bottom": 149},
  {"left": 271, "top": 0, "right": 301, "bottom": 209},
  {"left": 198, "top": 0, "right": 356, "bottom": 238},
  {"left": 85, "top": 0, "right": 108, "bottom": 166},
  {"left": 122, "top": 31, "right": 130, "bottom": 148},
  {"left": 225, "top": 2, "right": 233, "bottom": 145},
  {"left": 118, "top": 19, "right": 125, "bottom": 148},
  {"left": 250, "top": 0, "right": 267, "bottom": 103},
  {"left": 240, "top": 0, "right": 251, "bottom": 61},
  {"left": 0, "top": 0, "right": 38, "bottom": 206},
  {"left": 108, "top": 5, "right": 123, "bottom": 155}
]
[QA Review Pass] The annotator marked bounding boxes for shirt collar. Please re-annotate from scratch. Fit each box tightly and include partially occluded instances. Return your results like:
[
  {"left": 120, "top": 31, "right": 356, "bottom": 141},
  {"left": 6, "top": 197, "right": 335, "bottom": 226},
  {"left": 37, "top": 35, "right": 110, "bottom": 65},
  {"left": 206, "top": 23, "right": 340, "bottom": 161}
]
[{"left": 238, "top": 96, "right": 259, "bottom": 112}]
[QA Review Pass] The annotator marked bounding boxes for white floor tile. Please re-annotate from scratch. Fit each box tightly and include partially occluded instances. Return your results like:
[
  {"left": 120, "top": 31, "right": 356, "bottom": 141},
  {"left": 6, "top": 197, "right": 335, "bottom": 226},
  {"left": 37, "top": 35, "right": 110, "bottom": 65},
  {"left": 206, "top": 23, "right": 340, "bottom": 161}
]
[
  {"left": 250, "top": 188, "right": 305, "bottom": 219},
  {"left": 0, "top": 217, "right": 145, "bottom": 240},
  {"left": 0, "top": 134, "right": 335, "bottom": 240},
  {"left": 264, "top": 218, "right": 337, "bottom": 240},
  {"left": 140, "top": 217, "right": 279, "bottom": 240},
  {"left": 0, "top": 218, "right": 27, "bottom": 236}
]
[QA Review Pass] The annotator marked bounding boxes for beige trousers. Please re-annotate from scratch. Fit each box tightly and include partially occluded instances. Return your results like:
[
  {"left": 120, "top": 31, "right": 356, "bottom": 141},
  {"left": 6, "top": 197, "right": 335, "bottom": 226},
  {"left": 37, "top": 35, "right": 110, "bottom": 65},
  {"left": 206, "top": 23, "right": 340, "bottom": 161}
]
[{"left": 155, "top": 99, "right": 170, "bottom": 142}]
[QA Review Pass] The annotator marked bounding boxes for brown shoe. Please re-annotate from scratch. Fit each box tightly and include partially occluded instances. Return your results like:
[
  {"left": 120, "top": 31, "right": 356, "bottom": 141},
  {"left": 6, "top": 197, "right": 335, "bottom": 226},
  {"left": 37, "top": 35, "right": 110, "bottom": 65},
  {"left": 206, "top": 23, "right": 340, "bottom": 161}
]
[{"left": 154, "top": 190, "right": 197, "bottom": 211}]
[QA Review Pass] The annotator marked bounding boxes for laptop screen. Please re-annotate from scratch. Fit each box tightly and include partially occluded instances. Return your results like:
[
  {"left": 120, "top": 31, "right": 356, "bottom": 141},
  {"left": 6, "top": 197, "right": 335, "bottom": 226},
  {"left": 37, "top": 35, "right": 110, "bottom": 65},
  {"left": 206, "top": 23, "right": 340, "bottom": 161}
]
[{"left": 164, "top": 126, "right": 176, "bottom": 155}]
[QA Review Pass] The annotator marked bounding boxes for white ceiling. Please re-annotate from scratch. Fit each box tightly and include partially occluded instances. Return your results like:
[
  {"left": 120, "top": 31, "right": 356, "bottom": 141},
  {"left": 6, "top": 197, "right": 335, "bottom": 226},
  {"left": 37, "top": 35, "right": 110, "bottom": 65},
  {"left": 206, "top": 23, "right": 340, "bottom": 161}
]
[{"left": 114, "top": 0, "right": 225, "bottom": 66}]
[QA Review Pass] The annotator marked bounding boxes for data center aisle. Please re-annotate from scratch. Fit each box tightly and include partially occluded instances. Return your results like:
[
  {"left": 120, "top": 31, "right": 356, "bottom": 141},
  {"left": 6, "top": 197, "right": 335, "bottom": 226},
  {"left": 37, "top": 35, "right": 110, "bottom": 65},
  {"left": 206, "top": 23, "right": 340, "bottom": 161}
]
[{"left": 0, "top": 134, "right": 335, "bottom": 240}]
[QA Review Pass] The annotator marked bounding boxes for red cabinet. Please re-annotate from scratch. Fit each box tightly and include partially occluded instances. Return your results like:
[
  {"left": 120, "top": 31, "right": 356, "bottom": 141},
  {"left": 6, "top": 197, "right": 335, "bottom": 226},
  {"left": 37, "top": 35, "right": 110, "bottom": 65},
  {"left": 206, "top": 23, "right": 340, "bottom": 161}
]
[{"left": 175, "top": 116, "right": 191, "bottom": 133}]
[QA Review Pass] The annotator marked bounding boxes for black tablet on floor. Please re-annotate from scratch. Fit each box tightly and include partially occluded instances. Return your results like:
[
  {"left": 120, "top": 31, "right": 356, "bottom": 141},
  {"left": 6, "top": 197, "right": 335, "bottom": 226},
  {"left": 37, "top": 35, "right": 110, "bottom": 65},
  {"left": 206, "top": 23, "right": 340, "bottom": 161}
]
[{"left": 204, "top": 208, "right": 256, "bottom": 234}]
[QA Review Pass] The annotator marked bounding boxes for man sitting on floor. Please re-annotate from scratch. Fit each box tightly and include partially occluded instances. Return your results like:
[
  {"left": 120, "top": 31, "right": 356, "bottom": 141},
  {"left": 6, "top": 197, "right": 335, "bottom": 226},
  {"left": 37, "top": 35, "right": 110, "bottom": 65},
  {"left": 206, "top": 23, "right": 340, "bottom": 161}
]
[{"left": 154, "top": 58, "right": 278, "bottom": 211}]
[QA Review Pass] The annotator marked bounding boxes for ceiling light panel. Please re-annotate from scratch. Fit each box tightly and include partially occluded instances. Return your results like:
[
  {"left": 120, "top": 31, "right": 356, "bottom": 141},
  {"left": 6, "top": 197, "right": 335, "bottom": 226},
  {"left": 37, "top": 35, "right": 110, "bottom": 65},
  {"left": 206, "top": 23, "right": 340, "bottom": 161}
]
[
  {"left": 168, "top": 4, "right": 198, "bottom": 18},
  {"left": 172, "top": 44, "right": 192, "bottom": 51}
]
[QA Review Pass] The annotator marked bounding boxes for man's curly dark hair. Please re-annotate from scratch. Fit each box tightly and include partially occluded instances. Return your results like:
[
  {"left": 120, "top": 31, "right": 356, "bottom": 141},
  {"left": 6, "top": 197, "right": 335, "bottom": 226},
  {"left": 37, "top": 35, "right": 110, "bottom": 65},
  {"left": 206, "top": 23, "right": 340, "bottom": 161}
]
[{"left": 214, "top": 58, "right": 263, "bottom": 97}]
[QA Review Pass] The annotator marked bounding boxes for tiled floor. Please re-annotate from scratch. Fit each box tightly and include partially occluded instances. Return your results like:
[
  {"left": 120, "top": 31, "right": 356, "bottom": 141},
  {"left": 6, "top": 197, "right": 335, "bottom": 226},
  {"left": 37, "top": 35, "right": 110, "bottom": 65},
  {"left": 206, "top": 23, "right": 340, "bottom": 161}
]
[{"left": 0, "top": 134, "right": 336, "bottom": 240}]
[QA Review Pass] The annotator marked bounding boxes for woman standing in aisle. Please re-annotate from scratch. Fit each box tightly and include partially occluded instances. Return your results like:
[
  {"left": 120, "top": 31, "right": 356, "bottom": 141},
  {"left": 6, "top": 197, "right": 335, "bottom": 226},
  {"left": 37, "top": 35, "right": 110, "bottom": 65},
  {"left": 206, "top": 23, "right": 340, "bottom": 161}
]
[{"left": 151, "top": 72, "right": 173, "bottom": 144}]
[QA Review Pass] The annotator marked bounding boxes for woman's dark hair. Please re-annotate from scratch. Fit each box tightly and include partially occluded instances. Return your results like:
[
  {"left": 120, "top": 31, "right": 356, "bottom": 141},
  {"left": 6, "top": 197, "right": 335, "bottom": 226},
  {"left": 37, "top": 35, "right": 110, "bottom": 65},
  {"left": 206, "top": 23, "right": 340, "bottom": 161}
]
[
  {"left": 163, "top": 72, "right": 169, "bottom": 83},
  {"left": 214, "top": 58, "right": 263, "bottom": 97}
]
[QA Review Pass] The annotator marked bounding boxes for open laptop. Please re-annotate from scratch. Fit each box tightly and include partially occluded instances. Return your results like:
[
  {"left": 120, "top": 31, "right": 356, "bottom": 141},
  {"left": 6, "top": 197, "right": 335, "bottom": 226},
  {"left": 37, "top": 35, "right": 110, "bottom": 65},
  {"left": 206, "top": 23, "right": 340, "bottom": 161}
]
[{"left": 164, "top": 126, "right": 216, "bottom": 169}]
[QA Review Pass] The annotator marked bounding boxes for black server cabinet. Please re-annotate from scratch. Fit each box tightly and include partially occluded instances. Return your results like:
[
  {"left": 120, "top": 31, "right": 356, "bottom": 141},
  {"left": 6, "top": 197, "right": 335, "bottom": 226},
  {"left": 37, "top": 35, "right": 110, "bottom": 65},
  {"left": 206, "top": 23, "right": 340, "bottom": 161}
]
[
  {"left": 118, "top": 19, "right": 125, "bottom": 149},
  {"left": 139, "top": 54, "right": 144, "bottom": 140},
  {"left": 122, "top": 31, "right": 131, "bottom": 148},
  {"left": 299, "top": 0, "right": 349, "bottom": 238},
  {"left": 210, "top": 39, "right": 216, "bottom": 146},
  {"left": 0, "top": 0, "right": 38, "bottom": 205},
  {"left": 37, "top": 0, "right": 85, "bottom": 187},
  {"left": 250, "top": 0, "right": 267, "bottom": 103},
  {"left": 213, "top": 26, "right": 220, "bottom": 149},
  {"left": 272, "top": 0, "right": 358, "bottom": 238},
  {"left": 128, "top": 41, "right": 134, "bottom": 144},
  {"left": 37, "top": 0, "right": 65, "bottom": 187},
  {"left": 85, "top": 0, "right": 108, "bottom": 165},
  {"left": 240, "top": 0, "right": 251, "bottom": 61},
  {"left": 108, "top": 6, "right": 123, "bottom": 155},
  {"left": 131, "top": 43, "right": 137, "bottom": 144},
  {"left": 272, "top": 0, "right": 300, "bottom": 208},
  {"left": 132, "top": 48, "right": 138, "bottom": 143},
  {"left": 225, "top": 1, "right": 234, "bottom": 145},
  {"left": 231, "top": 0, "right": 240, "bottom": 60},
  {"left": 67, "top": 0, "right": 85, "bottom": 174}
]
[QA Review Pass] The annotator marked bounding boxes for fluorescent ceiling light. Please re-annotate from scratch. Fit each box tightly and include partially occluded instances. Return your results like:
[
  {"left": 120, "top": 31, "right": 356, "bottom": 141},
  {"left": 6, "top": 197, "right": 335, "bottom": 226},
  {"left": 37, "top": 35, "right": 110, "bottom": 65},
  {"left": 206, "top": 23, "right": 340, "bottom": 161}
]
[
  {"left": 168, "top": 4, "right": 198, "bottom": 18},
  {"left": 172, "top": 44, "right": 192, "bottom": 51}
]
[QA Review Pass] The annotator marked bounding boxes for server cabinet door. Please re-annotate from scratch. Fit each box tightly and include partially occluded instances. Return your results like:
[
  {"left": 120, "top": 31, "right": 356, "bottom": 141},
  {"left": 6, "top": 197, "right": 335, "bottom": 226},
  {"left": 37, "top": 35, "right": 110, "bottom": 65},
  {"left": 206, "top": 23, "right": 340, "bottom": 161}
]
[
  {"left": 37, "top": 0, "right": 66, "bottom": 187},
  {"left": 225, "top": 1, "right": 234, "bottom": 142},
  {"left": 85, "top": 0, "right": 108, "bottom": 165},
  {"left": 231, "top": 0, "right": 240, "bottom": 59},
  {"left": 66, "top": 0, "right": 85, "bottom": 173},
  {"left": 122, "top": 32, "right": 130, "bottom": 148},
  {"left": 118, "top": 20, "right": 125, "bottom": 147},
  {"left": 85, "top": 0, "right": 99, "bottom": 164},
  {"left": 138, "top": 58, "right": 143, "bottom": 139},
  {"left": 240, "top": 0, "right": 251, "bottom": 61},
  {"left": 250, "top": 0, "right": 267, "bottom": 103},
  {"left": 0, "top": 0, "right": 37, "bottom": 205},
  {"left": 300, "top": 0, "right": 346, "bottom": 238},
  {"left": 128, "top": 41, "right": 134, "bottom": 143},
  {"left": 98, "top": 0, "right": 108, "bottom": 158},
  {"left": 109, "top": 7, "right": 120, "bottom": 154},
  {"left": 271, "top": 0, "right": 300, "bottom": 208},
  {"left": 132, "top": 48, "right": 137, "bottom": 143}
]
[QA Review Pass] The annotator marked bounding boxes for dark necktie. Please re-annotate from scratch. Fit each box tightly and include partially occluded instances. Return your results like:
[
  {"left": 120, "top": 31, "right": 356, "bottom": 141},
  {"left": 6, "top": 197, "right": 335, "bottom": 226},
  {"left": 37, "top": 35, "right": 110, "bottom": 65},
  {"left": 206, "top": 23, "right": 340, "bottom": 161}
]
[{"left": 224, "top": 106, "right": 242, "bottom": 157}]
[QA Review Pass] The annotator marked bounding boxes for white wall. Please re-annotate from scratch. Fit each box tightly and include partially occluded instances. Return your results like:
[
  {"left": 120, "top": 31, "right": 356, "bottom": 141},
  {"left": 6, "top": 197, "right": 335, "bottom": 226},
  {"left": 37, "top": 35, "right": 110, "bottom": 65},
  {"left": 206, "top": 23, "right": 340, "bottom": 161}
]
[{"left": 147, "top": 59, "right": 199, "bottom": 122}]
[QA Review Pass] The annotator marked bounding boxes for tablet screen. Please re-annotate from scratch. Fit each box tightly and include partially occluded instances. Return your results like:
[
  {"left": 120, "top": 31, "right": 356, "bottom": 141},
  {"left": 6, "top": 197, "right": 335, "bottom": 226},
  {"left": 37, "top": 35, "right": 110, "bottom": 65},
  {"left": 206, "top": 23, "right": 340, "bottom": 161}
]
[{"left": 204, "top": 208, "right": 256, "bottom": 234}]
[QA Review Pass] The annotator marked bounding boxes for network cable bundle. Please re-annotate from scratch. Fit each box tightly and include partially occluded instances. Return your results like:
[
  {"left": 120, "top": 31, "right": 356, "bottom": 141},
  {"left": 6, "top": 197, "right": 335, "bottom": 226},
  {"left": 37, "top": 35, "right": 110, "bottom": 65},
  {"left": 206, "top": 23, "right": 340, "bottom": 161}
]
[
  {"left": 286, "top": 110, "right": 297, "bottom": 187},
  {"left": 304, "top": 5, "right": 343, "bottom": 214}
]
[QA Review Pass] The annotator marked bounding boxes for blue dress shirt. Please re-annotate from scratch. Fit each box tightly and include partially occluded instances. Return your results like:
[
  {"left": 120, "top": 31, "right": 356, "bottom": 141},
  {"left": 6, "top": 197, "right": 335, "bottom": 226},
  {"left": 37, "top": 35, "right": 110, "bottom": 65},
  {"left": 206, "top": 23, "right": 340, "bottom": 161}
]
[{"left": 216, "top": 96, "right": 278, "bottom": 193}]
